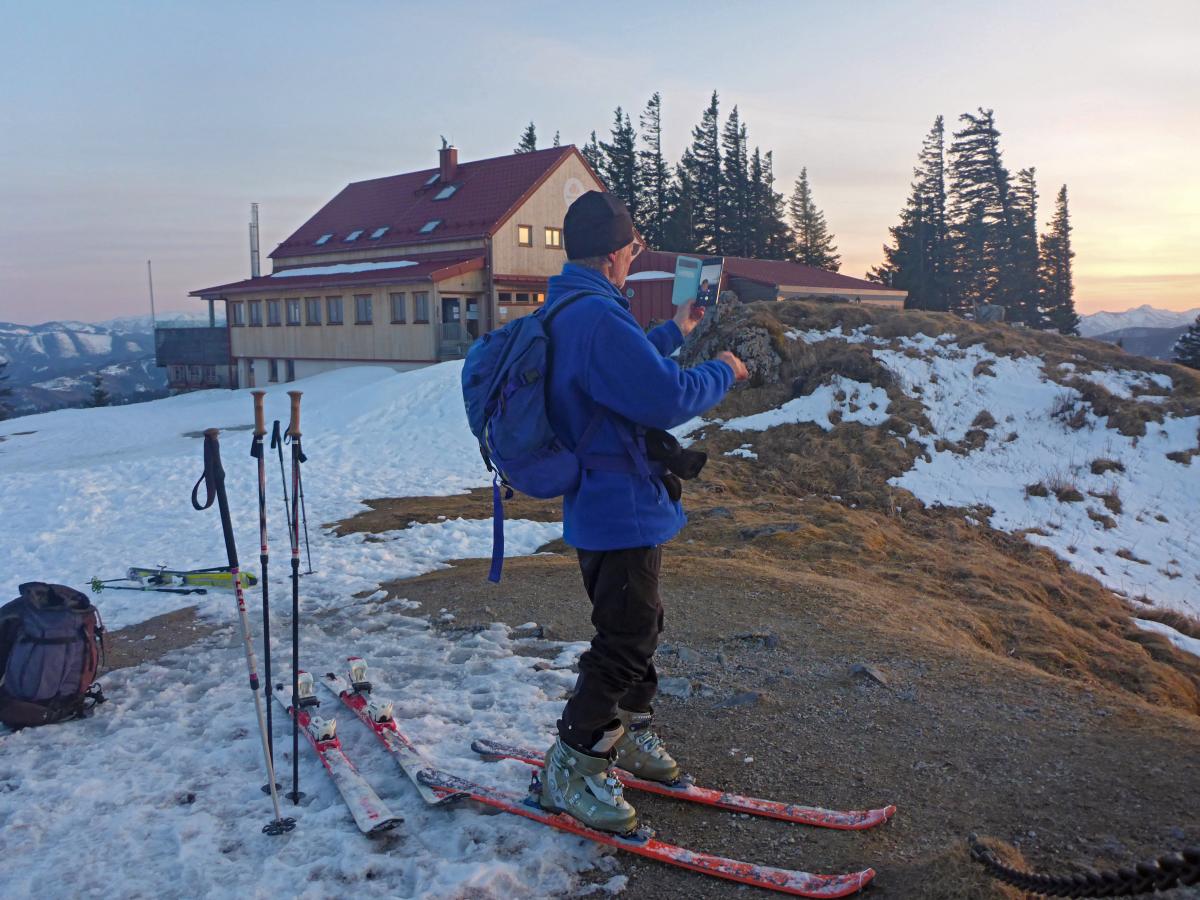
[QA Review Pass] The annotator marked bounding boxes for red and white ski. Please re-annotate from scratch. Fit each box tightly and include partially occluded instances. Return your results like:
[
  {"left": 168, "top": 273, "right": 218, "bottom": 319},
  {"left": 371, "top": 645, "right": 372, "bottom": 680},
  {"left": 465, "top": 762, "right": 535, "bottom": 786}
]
[
  {"left": 471, "top": 738, "right": 896, "bottom": 830},
  {"left": 319, "top": 668, "right": 469, "bottom": 807},
  {"left": 417, "top": 767, "right": 876, "bottom": 898},
  {"left": 271, "top": 676, "right": 402, "bottom": 835}
]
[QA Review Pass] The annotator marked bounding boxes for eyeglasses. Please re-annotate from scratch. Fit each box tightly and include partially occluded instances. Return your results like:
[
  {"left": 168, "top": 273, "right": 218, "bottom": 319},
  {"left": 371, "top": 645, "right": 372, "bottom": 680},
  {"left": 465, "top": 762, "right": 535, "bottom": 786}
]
[{"left": 630, "top": 241, "right": 643, "bottom": 259}]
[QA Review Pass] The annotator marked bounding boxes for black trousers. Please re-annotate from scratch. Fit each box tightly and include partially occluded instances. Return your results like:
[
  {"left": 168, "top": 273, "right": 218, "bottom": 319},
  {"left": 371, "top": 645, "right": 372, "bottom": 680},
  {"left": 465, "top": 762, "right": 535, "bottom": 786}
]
[{"left": 558, "top": 545, "right": 664, "bottom": 751}]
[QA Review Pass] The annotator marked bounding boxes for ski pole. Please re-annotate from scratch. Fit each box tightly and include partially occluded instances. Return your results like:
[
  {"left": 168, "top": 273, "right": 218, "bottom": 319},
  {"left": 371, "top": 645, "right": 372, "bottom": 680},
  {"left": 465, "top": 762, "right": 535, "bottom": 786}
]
[
  {"left": 89, "top": 577, "right": 207, "bottom": 596},
  {"left": 271, "top": 419, "right": 292, "bottom": 533},
  {"left": 250, "top": 391, "right": 278, "bottom": 793},
  {"left": 191, "top": 428, "right": 295, "bottom": 836},
  {"left": 286, "top": 390, "right": 305, "bottom": 804},
  {"left": 296, "top": 467, "right": 314, "bottom": 575}
]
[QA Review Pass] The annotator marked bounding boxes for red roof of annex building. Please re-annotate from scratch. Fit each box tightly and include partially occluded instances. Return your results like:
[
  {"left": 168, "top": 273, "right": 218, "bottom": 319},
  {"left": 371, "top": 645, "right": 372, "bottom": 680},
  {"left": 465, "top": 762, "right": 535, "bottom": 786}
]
[
  {"left": 268, "top": 145, "right": 579, "bottom": 261},
  {"left": 191, "top": 251, "right": 485, "bottom": 297},
  {"left": 630, "top": 249, "right": 901, "bottom": 295}
]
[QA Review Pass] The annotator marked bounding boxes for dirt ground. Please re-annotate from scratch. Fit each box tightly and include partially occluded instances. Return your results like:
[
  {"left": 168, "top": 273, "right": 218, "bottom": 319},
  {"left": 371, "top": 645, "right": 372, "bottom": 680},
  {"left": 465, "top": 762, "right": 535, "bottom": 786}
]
[{"left": 333, "top": 487, "right": 1200, "bottom": 900}]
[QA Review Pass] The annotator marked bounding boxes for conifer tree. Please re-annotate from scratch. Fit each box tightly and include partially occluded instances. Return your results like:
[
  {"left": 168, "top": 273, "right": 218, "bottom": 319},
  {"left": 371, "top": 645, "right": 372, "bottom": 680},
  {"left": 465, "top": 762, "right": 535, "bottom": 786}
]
[
  {"left": 600, "top": 107, "right": 639, "bottom": 225},
  {"left": 789, "top": 168, "right": 840, "bottom": 271},
  {"left": 1173, "top": 315, "right": 1200, "bottom": 369},
  {"left": 515, "top": 122, "right": 538, "bottom": 153},
  {"left": 760, "top": 152, "right": 793, "bottom": 259},
  {"left": 1009, "top": 167, "right": 1043, "bottom": 326},
  {"left": 720, "top": 106, "right": 750, "bottom": 256},
  {"left": 869, "top": 116, "right": 952, "bottom": 310},
  {"left": 947, "top": 108, "right": 1017, "bottom": 315},
  {"left": 581, "top": 131, "right": 604, "bottom": 176},
  {"left": 663, "top": 157, "right": 699, "bottom": 253},
  {"left": 637, "top": 92, "right": 672, "bottom": 250},
  {"left": 681, "top": 92, "right": 723, "bottom": 253},
  {"left": 1038, "top": 185, "right": 1079, "bottom": 335},
  {"left": 89, "top": 375, "right": 111, "bottom": 408},
  {"left": 0, "top": 361, "right": 12, "bottom": 421}
]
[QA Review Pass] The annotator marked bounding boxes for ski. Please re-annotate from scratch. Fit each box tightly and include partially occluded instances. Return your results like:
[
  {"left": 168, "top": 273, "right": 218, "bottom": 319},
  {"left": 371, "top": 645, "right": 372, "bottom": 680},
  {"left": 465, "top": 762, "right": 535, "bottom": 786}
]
[
  {"left": 417, "top": 767, "right": 876, "bottom": 898},
  {"left": 471, "top": 738, "right": 896, "bottom": 831},
  {"left": 319, "top": 665, "right": 469, "bottom": 807},
  {"left": 270, "top": 674, "right": 402, "bottom": 835},
  {"left": 127, "top": 566, "right": 258, "bottom": 588}
]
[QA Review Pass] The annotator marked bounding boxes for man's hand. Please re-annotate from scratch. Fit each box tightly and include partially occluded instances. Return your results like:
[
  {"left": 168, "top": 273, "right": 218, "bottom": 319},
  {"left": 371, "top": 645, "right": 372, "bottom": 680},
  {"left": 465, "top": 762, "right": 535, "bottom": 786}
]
[
  {"left": 673, "top": 299, "right": 704, "bottom": 337},
  {"left": 716, "top": 351, "right": 749, "bottom": 382}
]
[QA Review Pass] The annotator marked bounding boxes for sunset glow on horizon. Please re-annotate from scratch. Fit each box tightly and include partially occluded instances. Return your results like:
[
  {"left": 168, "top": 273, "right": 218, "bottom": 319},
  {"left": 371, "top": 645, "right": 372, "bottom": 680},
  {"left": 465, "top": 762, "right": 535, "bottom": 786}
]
[{"left": 1, "top": 1, "right": 1196, "bottom": 323}]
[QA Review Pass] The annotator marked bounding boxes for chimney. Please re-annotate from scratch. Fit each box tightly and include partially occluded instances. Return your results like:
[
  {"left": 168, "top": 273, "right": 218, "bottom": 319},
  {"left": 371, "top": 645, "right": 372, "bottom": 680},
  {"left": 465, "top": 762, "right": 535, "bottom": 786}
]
[
  {"left": 249, "top": 203, "right": 261, "bottom": 278},
  {"left": 439, "top": 138, "right": 458, "bottom": 183}
]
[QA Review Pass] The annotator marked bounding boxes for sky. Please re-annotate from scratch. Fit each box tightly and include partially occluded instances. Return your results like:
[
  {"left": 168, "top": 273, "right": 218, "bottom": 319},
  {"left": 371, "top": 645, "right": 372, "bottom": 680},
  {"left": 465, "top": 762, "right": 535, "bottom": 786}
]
[{"left": 1, "top": 0, "right": 1197, "bottom": 325}]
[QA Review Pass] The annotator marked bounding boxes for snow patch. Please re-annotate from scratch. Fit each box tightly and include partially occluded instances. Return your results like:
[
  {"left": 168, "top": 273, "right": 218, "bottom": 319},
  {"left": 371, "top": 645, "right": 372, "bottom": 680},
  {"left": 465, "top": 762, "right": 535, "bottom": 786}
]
[
  {"left": 722, "top": 377, "right": 890, "bottom": 433},
  {"left": 272, "top": 260, "right": 419, "bottom": 278}
]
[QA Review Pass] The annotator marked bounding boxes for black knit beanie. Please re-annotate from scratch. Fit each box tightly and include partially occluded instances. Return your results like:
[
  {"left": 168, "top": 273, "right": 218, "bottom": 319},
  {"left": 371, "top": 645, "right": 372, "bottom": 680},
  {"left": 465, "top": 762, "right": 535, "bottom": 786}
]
[{"left": 564, "top": 191, "right": 635, "bottom": 260}]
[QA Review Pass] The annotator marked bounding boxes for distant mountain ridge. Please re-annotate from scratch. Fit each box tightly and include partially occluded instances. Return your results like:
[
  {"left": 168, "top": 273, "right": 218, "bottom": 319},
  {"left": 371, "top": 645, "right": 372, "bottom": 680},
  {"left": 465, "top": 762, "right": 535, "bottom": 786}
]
[
  {"left": 1079, "top": 304, "right": 1200, "bottom": 338},
  {"left": 0, "top": 312, "right": 216, "bottom": 417}
]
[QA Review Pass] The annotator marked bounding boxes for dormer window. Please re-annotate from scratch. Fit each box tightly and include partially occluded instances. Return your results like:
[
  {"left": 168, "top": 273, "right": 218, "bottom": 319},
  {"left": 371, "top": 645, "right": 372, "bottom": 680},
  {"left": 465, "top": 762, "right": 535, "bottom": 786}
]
[
  {"left": 419, "top": 220, "right": 442, "bottom": 234},
  {"left": 314, "top": 233, "right": 333, "bottom": 245},
  {"left": 434, "top": 184, "right": 458, "bottom": 200},
  {"left": 424, "top": 173, "right": 440, "bottom": 186},
  {"left": 370, "top": 227, "right": 389, "bottom": 239},
  {"left": 344, "top": 229, "right": 364, "bottom": 242}
]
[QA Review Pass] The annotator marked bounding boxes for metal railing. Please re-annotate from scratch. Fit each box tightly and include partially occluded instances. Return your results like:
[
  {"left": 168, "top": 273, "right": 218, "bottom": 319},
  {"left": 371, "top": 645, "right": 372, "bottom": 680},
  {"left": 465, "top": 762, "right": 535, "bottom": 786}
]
[{"left": 436, "top": 322, "right": 476, "bottom": 360}]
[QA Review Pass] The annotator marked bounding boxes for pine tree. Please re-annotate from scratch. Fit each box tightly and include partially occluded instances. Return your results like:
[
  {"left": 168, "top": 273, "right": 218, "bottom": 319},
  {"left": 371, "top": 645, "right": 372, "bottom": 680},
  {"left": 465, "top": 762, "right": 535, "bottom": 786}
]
[
  {"left": 746, "top": 149, "right": 791, "bottom": 259},
  {"left": 552, "top": 130, "right": 561, "bottom": 147},
  {"left": 0, "top": 360, "right": 12, "bottom": 421},
  {"left": 637, "top": 92, "right": 672, "bottom": 250},
  {"left": 662, "top": 158, "right": 699, "bottom": 253},
  {"left": 1009, "top": 167, "right": 1043, "bottom": 326},
  {"left": 1173, "top": 315, "right": 1200, "bottom": 369},
  {"left": 868, "top": 116, "right": 952, "bottom": 310},
  {"left": 600, "top": 107, "right": 639, "bottom": 225},
  {"left": 789, "top": 168, "right": 840, "bottom": 271},
  {"left": 581, "top": 130, "right": 604, "bottom": 177},
  {"left": 947, "top": 108, "right": 1017, "bottom": 315},
  {"left": 515, "top": 122, "right": 538, "bottom": 153},
  {"left": 720, "top": 106, "right": 750, "bottom": 256},
  {"left": 1038, "top": 185, "right": 1079, "bottom": 335},
  {"left": 89, "top": 375, "right": 111, "bottom": 408},
  {"left": 681, "top": 91, "right": 723, "bottom": 253}
]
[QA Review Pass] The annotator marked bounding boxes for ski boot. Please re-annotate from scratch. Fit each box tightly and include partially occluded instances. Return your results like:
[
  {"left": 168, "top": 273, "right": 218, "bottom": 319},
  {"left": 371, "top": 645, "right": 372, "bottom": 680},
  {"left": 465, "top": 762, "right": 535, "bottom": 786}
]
[
  {"left": 614, "top": 708, "right": 681, "bottom": 784},
  {"left": 539, "top": 725, "right": 638, "bottom": 834}
]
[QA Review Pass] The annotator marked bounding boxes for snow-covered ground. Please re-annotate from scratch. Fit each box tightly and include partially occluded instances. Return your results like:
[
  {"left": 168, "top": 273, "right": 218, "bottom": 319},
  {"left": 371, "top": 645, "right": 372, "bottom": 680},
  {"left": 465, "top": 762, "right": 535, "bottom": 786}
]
[{"left": 0, "top": 363, "right": 638, "bottom": 899}]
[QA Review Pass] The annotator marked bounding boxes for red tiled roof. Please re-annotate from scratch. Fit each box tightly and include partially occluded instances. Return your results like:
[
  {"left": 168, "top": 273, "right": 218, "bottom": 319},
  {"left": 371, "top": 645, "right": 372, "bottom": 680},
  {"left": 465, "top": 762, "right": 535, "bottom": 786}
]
[
  {"left": 631, "top": 250, "right": 903, "bottom": 294},
  {"left": 269, "top": 146, "right": 578, "bottom": 260},
  {"left": 190, "top": 251, "right": 485, "bottom": 297}
]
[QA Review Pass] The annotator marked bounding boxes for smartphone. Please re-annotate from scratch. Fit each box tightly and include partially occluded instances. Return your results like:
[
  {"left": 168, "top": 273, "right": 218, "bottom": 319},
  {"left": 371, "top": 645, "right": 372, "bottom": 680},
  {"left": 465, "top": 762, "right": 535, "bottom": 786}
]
[{"left": 671, "top": 256, "right": 702, "bottom": 307}]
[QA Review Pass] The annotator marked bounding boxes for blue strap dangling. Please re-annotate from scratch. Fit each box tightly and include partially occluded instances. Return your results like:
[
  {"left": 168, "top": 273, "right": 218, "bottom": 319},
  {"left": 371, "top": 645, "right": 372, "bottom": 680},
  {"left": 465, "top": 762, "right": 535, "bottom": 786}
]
[{"left": 488, "top": 474, "right": 506, "bottom": 583}]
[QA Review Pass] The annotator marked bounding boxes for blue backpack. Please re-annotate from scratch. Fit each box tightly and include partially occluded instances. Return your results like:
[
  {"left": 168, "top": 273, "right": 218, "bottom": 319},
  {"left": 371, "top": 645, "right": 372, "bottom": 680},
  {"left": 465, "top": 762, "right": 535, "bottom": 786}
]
[{"left": 462, "top": 291, "right": 651, "bottom": 581}]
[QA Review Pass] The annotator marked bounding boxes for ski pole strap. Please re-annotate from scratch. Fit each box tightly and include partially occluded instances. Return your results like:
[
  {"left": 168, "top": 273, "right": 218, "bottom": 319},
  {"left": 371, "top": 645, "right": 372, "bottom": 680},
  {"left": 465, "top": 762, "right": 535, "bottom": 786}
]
[
  {"left": 488, "top": 474, "right": 509, "bottom": 584},
  {"left": 191, "top": 431, "right": 222, "bottom": 511},
  {"left": 250, "top": 432, "right": 264, "bottom": 460},
  {"left": 270, "top": 420, "right": 282, "bottom": 450}
]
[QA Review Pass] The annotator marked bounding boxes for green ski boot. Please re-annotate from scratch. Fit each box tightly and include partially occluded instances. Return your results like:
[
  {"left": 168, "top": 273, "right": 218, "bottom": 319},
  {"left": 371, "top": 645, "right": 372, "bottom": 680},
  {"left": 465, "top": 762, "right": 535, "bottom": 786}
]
[
  {"left": 539, "top": 726, "right": 638, "bottom": 834},
  {"left": 614, "top": 708, "right": 681, "bottom": 784}
]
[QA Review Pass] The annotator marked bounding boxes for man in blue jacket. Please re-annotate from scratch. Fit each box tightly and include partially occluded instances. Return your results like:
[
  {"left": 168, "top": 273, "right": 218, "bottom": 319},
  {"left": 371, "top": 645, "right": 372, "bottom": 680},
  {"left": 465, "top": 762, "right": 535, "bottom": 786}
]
[{"left": 539, "top": 191, "right": 747, "bottom": 833}]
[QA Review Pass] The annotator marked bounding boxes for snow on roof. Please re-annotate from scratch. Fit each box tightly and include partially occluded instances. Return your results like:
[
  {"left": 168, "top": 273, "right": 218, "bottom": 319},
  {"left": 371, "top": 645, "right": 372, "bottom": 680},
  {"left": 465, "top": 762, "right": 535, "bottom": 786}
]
[
  {"left": 625, "top": 270, "right": 675, "bottom": 282},
  {"left": 271, "top": 260, "right": 418, "bottom": 278}
]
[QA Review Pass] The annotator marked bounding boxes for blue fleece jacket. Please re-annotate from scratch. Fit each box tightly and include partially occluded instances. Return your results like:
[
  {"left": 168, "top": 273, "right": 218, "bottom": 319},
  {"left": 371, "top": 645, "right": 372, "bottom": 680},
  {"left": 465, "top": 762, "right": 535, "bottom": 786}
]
[{"left": 544, "top": 263, "right": 734, "bottom": 551}]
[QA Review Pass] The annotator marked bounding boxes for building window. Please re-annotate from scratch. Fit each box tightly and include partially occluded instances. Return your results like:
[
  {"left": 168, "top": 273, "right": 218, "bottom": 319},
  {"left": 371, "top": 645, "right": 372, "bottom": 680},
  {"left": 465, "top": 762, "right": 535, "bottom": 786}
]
[
  {"left": 314, "top": 233, "right": 333, "bottom": 245},
  {"left": 515, "top": 292, "right": 530, "bottom": 304},
  {"left": 268, "top": 359, "right": 279, "bottom": 383},
  {"left": 286, "top": 299, "right": 301, "bottom": 326},
  {"left": 390, "top": 292, "right": 406, "bottom": 323},
  {"left": 286, "top": 360, "right": 295, "bottom": 382},
  {"left": 170, "top": 365, "right": 186, "bottom": 382},
  {"left": 267, "top": 299, "right": 281, "bottom": 326},
  {"left": 205, "top": 366, "right": 219, "bottom": 385},
  {"left": 229, "top": 301, "right": 245, "bottom": 326},
  {"left": 189, "top": 365, "right": 203, "bottom": 384},
  {"left": 517, "top": 224, "right": 532, "bottom": 247},
  {"left": 534, "top": 292, "right": 545, "bottom": 304},
  {"left": 545, "top": 227, "right": 562, "bottom": 249},
  {"left": 370, "top": 226, "right": 389, "bottom": 239},
  {"left": 413, "top": 291, "right": 429, "bottom": 323},
  {"left": 326, "top": 296, "right": 344, "bottom": 325},
  {"left": 498, "top": 291, "right": 512, "bottom": 303},
  {"left": 249, "top": 300, "right": 263, "bottom": 326},
  {"left": 305, "top": 297, "right": 321, "bottom": 325},
  {"left": 355, "top": 294, "right": 373, "bottom": 324},
  {"left": 434, "top": 184, "right": 458, "bottom": 200},
  {"left": 344, "top": 229, "right": 363, "bottom": 242},
  {"left": 419, "top": 219, "right": 441, "bottom": 234}
]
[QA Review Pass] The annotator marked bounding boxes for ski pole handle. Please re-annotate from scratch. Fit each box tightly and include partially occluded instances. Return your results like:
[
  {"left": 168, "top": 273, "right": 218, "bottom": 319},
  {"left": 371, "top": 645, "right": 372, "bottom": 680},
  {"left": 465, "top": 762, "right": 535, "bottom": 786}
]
[
  {"left": 252, "top": 390, "right": 266, "bottom": 437},
  {"left": 287, "top": 391, "right": 302, "bottom": 439}
]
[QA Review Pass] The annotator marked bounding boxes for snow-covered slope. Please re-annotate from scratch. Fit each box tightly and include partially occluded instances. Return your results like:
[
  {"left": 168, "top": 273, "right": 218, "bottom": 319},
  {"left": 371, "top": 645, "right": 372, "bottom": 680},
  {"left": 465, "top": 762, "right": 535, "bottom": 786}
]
[{"left": 1080, "top": 304, "right": 1200, "bottom": 338}]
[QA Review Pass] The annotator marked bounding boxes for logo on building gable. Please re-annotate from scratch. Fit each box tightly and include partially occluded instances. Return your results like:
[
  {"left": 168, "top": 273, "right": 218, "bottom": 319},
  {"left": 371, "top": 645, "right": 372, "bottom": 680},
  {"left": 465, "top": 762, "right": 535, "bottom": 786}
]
[{"left": 563, "top": 177, "right": 585, "bottom": 209}]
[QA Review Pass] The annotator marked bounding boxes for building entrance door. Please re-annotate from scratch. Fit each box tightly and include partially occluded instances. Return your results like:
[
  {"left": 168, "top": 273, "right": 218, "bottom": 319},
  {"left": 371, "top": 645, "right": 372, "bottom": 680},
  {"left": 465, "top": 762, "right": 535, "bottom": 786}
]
[
  {"left": 465, "top": 297, "right": 479, "bottom": 339},
  {"left": 441, "top": 297, "right": 462, "bottom": 339}
]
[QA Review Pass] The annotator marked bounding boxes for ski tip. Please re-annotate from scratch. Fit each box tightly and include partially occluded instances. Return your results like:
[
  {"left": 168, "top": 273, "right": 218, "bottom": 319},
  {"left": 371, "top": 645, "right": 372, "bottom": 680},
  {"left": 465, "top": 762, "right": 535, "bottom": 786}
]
[
  {"left": 470, "top": 739, "right": 503, "bottom": 759},
  {"left": 368, "top": 817, "right": 403, "bottom": 836},
  {"left": 881, "top": 804, "right": 898, "bottom": 820}
]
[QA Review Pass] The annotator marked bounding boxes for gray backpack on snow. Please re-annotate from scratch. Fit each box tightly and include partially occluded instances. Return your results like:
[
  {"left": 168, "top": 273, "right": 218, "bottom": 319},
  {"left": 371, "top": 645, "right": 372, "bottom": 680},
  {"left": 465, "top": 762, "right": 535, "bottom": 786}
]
[{"left": 0, "top": 582, "right": 106, "bottom": 729}]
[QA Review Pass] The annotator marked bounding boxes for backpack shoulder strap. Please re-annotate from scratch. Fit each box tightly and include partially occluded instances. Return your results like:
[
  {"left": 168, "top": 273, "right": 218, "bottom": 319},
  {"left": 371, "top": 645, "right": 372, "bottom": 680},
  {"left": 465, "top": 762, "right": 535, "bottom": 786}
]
[{"left": 540, "top": 289, "right": 593, "bottom": 328}]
